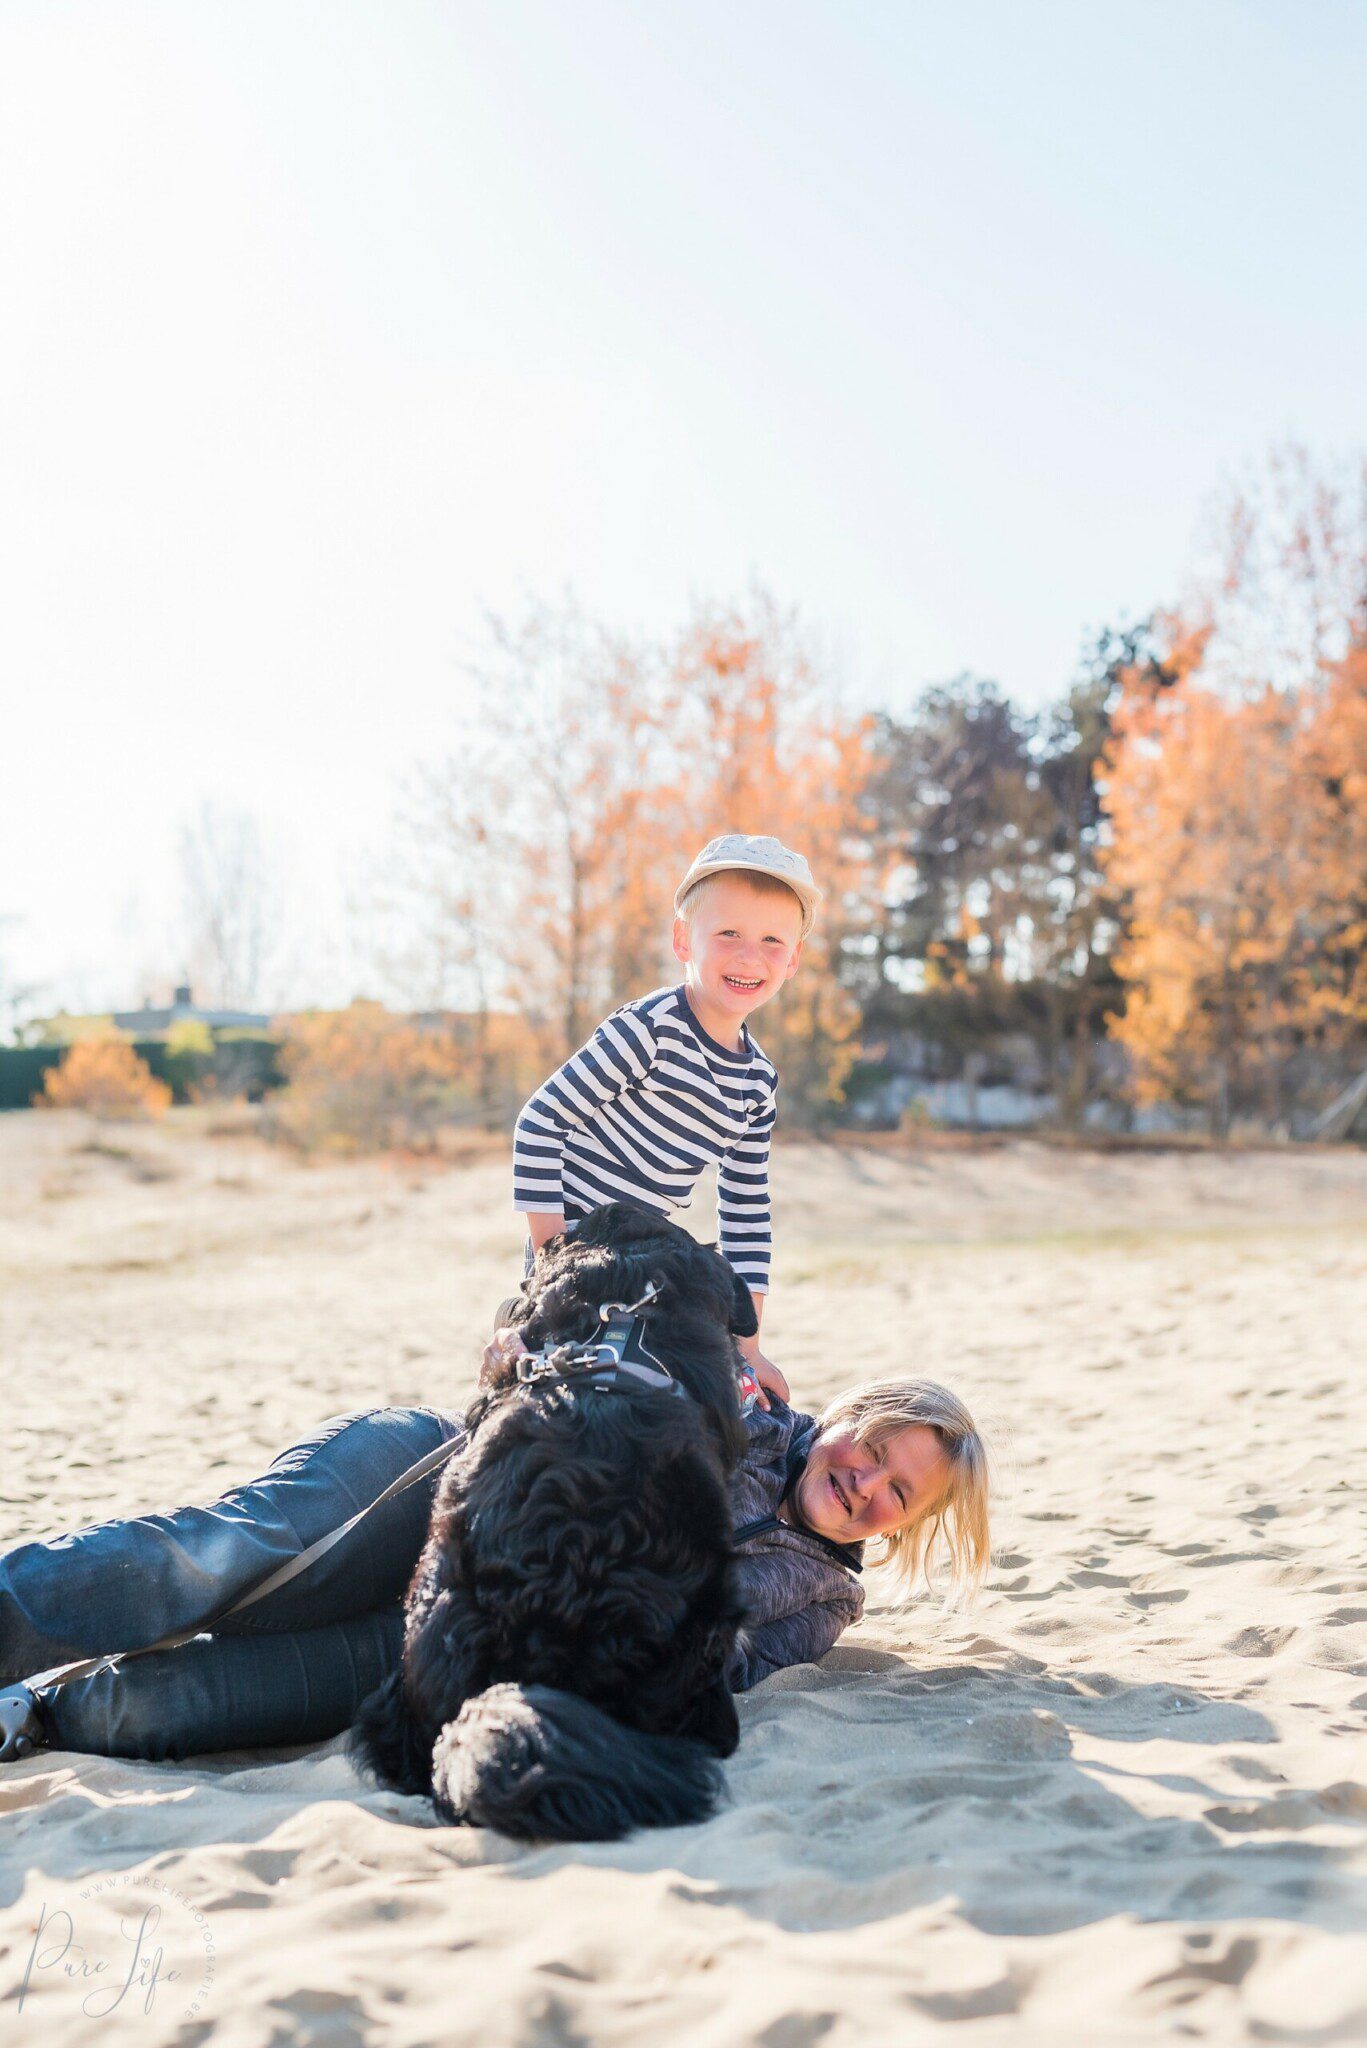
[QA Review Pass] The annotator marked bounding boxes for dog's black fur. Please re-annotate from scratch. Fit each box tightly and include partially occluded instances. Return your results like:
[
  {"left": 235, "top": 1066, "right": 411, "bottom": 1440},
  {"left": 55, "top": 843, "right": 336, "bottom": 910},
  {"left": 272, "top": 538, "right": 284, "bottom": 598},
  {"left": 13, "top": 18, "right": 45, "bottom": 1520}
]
[{"left": 350, "top": 1201, "right": 756, "bottom": 1841}]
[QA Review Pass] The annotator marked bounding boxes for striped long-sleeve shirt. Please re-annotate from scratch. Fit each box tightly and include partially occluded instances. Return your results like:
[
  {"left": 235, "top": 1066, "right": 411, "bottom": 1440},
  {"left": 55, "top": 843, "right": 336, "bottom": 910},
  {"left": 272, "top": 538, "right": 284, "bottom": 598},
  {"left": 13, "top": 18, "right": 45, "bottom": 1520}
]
[{"left": 512, "top": 984, "right": 779, "bottom": 1294}]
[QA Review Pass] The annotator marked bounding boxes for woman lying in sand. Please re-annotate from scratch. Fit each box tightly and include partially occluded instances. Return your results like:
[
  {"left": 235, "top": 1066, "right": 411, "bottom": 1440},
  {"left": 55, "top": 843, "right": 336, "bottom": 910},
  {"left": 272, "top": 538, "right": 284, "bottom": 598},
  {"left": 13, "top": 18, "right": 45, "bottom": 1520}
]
[{"left": 0, "top": 1368, "right": 989, "bottom": 1764}]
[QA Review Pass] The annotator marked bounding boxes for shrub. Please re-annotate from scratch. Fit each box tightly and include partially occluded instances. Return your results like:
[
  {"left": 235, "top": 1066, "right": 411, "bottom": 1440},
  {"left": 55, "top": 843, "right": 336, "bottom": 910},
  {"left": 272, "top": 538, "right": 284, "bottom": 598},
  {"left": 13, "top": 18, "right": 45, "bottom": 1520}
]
[
  {"left": 38, "top": 1035, "right": 173, "bottom": 1121},
  {"left": 162, "top": 1018, "right": 216, "bottom": 1104},
  {"left": 204, "top": 1032, "right": 285, "bottom": 1104},
  {"left": 271, "top": 1001, "right": 466, "bottom": 1153}
]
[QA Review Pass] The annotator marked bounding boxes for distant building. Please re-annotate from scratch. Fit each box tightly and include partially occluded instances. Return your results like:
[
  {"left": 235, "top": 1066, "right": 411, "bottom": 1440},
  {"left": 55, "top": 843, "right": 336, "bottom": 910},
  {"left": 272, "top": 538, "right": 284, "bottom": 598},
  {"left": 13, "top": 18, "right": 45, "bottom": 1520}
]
[
  {"left": 27, "top": 985, "right": 269, "bottom": 1047},
  {"left": 111, "top": 984, "right": 270, "bottom": 1037}
]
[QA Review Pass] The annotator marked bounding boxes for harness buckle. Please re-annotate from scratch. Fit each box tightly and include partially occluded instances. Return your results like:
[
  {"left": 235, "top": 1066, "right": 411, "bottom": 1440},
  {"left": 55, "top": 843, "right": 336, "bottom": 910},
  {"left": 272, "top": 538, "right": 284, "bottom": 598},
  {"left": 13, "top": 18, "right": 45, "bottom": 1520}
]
[{"left": 513, "top": 1279, "right": 686, "bottom": 1403}]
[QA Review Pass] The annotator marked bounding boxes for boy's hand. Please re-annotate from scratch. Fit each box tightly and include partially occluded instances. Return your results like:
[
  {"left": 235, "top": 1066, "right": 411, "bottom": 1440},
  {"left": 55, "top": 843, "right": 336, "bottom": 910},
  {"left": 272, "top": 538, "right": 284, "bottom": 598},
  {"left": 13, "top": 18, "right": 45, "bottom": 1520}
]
[{"left": 737, "top": 1333, "right": 789, "bottom": 1410}]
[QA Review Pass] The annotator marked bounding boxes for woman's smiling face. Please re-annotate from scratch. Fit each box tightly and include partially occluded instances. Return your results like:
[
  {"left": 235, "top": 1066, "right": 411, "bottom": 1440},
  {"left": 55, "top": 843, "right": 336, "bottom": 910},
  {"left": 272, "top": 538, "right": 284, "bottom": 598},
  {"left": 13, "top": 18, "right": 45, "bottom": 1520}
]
[{"left": 792, "top": 1422, "right": 950, "bottom": 1544}]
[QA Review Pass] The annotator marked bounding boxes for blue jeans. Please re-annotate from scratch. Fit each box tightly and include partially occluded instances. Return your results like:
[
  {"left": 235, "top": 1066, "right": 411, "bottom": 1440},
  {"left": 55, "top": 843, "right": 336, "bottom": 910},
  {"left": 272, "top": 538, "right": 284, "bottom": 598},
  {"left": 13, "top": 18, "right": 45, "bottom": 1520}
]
[{"left": 0, "top": 1406, "right": 463, "bottom": 1760}]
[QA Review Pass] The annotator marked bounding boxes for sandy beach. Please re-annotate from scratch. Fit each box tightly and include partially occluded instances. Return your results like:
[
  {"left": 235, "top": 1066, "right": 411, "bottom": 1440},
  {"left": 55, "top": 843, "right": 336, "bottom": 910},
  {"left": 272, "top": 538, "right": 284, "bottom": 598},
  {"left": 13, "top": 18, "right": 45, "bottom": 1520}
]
[{"left": 1, "top": 1108, "right": 1364, "bottom": 2045}]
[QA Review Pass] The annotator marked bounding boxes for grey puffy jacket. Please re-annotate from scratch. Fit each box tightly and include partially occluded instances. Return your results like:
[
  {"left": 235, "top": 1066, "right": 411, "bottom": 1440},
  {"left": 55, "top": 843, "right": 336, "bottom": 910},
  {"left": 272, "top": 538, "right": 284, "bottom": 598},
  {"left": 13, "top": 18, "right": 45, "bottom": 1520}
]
[{"left": 727, "top": 1400, "right": 865, "bottom": 1690}]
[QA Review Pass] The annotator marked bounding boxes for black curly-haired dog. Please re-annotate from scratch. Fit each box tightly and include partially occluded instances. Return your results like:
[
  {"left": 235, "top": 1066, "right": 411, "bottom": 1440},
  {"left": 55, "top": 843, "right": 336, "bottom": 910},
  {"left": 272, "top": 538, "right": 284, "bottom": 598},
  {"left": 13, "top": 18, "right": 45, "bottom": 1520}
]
[{"left": 350, "top": 1200, "right": 756, "bottom": 1841}]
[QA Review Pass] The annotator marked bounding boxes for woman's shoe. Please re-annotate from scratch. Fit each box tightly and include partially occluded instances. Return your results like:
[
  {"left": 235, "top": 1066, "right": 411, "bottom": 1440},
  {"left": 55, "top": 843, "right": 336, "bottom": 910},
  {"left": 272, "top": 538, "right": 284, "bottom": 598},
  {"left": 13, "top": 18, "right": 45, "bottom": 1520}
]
[{"left": 0, "top": 1684, "right": 46, "bottom": 1761}]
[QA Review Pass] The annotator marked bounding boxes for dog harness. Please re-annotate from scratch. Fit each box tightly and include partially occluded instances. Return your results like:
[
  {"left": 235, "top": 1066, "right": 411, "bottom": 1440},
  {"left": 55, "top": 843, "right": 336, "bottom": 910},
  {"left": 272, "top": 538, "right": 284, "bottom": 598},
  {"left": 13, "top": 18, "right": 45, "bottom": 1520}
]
[
  {"left": 29, "top": 1286, "right": 728, "bottom": 1700},
  {"left": 513, "top": 1281, "right": 690, "bottom": 1403}
]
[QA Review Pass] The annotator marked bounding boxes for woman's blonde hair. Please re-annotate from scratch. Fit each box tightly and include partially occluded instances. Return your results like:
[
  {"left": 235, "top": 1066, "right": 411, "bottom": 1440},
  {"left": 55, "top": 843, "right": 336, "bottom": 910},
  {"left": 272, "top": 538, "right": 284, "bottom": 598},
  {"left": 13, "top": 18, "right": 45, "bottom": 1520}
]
[{"left": 815, "top": 1377, "right": 991, "bottom": 1605}]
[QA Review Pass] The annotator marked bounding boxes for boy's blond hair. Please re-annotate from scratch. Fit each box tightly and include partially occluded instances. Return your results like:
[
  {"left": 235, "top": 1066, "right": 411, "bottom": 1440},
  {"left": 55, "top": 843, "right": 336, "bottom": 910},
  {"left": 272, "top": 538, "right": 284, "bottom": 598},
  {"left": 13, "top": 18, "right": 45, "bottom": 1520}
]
[
  {"left": 677, "top": 868, "right": 807, "bottom": 932},
  {"left": 816, "top": 1377, "right": 991, "bottom": 1605}
]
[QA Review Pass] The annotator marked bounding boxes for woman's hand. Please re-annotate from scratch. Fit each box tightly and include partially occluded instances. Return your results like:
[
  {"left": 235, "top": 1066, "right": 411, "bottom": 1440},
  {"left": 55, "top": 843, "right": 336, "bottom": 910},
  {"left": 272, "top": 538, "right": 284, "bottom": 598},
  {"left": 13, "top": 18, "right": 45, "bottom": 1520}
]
[{"left": 479, "top": 1324, "right": 528, "bottom": 1390}]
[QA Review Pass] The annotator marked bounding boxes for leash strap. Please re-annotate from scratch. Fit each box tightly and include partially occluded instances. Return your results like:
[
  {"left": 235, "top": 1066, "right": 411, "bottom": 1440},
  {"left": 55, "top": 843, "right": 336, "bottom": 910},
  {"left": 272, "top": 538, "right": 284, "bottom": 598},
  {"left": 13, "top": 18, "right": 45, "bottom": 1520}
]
[
  {"left": 31, "top": 1433, "right": 467, "bottom": 1694},
  {"left": 35, "top": 1285, "right": 683, "bottom": 1696}
]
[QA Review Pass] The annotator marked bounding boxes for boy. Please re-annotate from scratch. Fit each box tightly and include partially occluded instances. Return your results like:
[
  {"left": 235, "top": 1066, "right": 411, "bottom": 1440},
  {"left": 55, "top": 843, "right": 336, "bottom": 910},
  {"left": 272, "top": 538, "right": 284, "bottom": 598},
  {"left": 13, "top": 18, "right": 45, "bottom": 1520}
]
[{"left": 511, "top": 833, "right": 821, "bottom": 1405}]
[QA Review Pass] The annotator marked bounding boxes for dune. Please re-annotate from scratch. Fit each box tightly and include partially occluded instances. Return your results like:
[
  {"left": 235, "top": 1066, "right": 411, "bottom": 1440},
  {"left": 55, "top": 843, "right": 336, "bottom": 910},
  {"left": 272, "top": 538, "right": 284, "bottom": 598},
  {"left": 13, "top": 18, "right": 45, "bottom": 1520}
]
[{"left": 2, "top": 1109, "right": 1364, "bottom": 2045}]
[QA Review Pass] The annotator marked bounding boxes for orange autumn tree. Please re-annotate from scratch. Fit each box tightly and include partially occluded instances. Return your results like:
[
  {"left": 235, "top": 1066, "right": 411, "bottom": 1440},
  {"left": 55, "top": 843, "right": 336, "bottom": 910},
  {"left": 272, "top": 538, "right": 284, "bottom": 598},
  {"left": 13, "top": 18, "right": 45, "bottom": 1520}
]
[
  {"left": 379, "top": 598, "right": 673, "bottom": 1101},
  {"left": 39, "top": 1033, "right": 173, "bottom": 1121},
  {"left": 1101, "top": 616, "right": 1366, "bottom": 1130},
  {"left": 395, "top": 591, "right": 874, "bottom": 1121},
  {"left": 1104, "top": 448, "right": 1367, "bottom": 1131},
  {"left": 454, "top": 600, "right": 678, "bottom": 1067},
  {"left": 1293, "top": 632, "right": 1367, "bottom": 1046},
  {"left": 661, "top": 594, "right": 874, "bottom": 1117},
  {"left": 273, "top": 1001, "right": 466, "bottom": 1153}
]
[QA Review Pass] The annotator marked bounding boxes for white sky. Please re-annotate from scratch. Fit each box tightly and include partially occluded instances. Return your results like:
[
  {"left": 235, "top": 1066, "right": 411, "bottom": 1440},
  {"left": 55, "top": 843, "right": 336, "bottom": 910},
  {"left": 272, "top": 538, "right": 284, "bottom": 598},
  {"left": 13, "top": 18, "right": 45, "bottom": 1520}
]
[{"left": 2, "top": 0, "right": 1364, "bottom": 1018}]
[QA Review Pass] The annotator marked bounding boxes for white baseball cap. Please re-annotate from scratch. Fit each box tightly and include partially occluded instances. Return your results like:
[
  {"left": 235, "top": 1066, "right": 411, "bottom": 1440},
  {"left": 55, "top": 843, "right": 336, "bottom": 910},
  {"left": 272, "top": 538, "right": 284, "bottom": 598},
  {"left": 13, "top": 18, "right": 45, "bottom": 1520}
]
[{"left": 674, "top": 834, "right": 822, "bottom": 938}]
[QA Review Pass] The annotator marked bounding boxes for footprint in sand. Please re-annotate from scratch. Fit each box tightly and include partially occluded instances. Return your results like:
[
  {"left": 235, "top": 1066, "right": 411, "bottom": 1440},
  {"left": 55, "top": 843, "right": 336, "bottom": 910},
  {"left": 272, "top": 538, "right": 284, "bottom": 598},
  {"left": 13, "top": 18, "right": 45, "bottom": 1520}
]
[
  {"left": 968, "top": 1709, "right": 1072, "bottom": 1761},
  {"left": 909, "top": 1972, "right": 1026, "bottom": 2022},
  {"left": 1144, "top": 1932, "right": 1261, "bottom": 1992},
  {"left": 753, "top": 2012, "right": 840, "bottom": 2046},
  {"left": 269, "top": 1987, "right": 371, "bottom": 2033},
  {"left": 1226, "top": 1755, "right": 1287, "bottom": 1785},
  {"left": 1225, "top": 1624, "right": 1297, "bottom": 1658},
  {"left": 1204, "top": 1781, "right": 1367, "bottom": 1832}
]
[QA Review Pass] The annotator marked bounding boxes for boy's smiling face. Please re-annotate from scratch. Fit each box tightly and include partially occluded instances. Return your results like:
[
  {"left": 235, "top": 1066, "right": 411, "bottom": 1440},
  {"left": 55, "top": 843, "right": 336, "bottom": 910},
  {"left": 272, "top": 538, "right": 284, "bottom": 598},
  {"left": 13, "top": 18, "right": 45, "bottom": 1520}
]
[{"left": 672, "top": 873, "right": 805, "bottom": 1032}]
